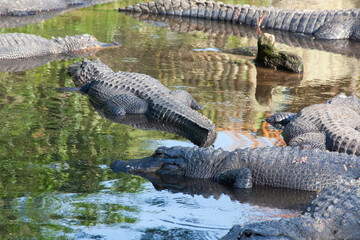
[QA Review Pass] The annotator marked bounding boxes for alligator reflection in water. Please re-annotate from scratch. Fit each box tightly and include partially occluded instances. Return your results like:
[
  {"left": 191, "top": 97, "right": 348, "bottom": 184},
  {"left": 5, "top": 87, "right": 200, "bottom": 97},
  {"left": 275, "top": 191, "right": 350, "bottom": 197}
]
[
  {"left": 128, "top": 172, "right": 316, "bottom": 211},
  {"left": 92, "top": 102, "right": 214, "bottom": 147},
  {"left": 123, "top": 12, "right": 360, "bottom": 60}
]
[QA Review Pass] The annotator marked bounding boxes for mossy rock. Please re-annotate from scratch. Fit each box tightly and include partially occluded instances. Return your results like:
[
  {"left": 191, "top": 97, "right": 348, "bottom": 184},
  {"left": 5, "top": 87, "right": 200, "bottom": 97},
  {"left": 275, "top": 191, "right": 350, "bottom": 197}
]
[{"left": 255, "top": 33, "right": 304, "bottom": 73}]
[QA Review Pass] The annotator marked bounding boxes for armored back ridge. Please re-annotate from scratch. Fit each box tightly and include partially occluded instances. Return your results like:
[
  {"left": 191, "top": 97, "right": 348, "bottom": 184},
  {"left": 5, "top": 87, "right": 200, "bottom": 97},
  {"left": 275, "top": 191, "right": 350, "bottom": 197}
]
[
  {"left": 68, "top": 59, "right": 217, "bottom": 147},
  {"left": 119, "top": 0, "right": 360, "bottom": 40}
]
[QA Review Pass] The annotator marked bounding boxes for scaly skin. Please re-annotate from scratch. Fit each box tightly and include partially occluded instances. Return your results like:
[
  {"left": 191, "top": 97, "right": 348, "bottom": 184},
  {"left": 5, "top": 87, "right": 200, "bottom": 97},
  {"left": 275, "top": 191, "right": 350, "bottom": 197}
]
[
  {"left": 222, "top": 180, "right": 360, "bottom": 240},
  {"left": 119, "top": 0, "right": 360, "bottom": 40},
  {"left": 68, "top": 59, "right": 217, "bottom": 147},
  {"left": 110, "top": 145, "right": 360, "bottom": 191},
  {"left": 0, "top": 33, "right": 117, "bottom": 60},
  {"left": 266, "top": 93, "right": 360, "bottom": 155}
]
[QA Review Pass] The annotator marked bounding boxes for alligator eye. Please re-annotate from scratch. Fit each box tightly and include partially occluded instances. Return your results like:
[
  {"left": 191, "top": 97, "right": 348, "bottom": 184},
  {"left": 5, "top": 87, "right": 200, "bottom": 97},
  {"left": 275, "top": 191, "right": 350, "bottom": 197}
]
[{"left": 153, "top": 151, "right": 165, "bottom": 158}]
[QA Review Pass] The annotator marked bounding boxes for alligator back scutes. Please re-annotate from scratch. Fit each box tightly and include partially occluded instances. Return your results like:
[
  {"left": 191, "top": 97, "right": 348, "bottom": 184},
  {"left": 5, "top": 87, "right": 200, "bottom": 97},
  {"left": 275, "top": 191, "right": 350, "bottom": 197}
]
[
  {"left": 120, "top": 0, "right": 360, "bottom": 39},
  {"left": 0, "top": 33, "right": 58, "bottom": 59}
]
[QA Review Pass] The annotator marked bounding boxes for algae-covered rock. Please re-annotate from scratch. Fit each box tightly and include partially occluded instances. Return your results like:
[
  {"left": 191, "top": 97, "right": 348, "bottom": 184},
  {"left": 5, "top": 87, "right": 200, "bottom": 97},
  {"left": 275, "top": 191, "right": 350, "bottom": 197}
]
[{"left": 255, "top": 33, "right": 304, "bottom": 73}]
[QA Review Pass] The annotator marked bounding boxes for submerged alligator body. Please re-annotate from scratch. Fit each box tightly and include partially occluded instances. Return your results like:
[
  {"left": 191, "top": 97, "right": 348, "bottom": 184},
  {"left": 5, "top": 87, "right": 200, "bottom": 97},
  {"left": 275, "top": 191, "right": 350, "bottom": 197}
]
[
  {"left": 68, "top": 59, "right": 217, "bottom": 147},
  {"left": 110, "top": 145, "right": 360, "bottom": 191},
  {"left": 266, "top": 93, "right": 360, "bottom": 155},
  {"left": 0, "top": 33, "right": 117, "bottom": 60},
  {"left": 222, "top": 180, "right": 360, "bottom": 240},
  {"left": 119, "top": 0, "right": 360, "bottom": 40},
  {"left": 0, "top": 0, "right": 117, "bottom": 16}
]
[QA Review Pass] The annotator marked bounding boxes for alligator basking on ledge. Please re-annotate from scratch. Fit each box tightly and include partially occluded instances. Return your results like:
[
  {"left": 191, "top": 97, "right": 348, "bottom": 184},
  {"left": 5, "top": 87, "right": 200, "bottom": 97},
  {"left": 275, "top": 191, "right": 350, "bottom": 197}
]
[
  {"left": 67, "top": 59, "right": 216, "bottom": 147},
  {"left": 266, "top": 93, "right": 360, "bottom": 156},
  {"left": 119, "top": 0, "right": 360, "bottom": 40},
  {"left": 0, "top": 33, "right": 117, "bottom": 72},
  {"left": 110, "top": 145, "right": 360, "bottom": 191}
]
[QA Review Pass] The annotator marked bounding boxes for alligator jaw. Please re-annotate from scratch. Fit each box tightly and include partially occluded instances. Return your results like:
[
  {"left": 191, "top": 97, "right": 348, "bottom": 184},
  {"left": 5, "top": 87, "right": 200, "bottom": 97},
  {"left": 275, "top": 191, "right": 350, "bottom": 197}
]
[
  {"left": 110, "top": 154, "right": 186, "bottom": 175},
  {"left": 93, "top": 41, "right": 120, "bottom": 49}
]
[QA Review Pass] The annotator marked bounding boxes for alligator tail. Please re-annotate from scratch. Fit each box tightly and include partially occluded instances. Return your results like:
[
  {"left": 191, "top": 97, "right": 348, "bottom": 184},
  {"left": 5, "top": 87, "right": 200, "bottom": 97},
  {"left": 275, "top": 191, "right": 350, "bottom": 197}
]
[
  {"left": 119, "top": 0, "right": 360, "bottom": 38},
  {"left": 147, "top": 98, "right": 217, "bottom": 147}
]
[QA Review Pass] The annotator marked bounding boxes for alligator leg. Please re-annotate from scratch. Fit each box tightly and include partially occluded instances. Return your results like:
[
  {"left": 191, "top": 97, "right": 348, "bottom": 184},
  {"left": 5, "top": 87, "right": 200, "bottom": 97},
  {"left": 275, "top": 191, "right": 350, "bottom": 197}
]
[
  {"left": 170, "top": 89, "right": 203, "bottom": 110},
  {"left": 265, "top": 112, "right": 296, "bottom": 129},
  {"left": 288, "top": 132, "right": 326, "bottom": 150},
  {"left": 102, "top": 94, "right": 148, "bottom": 117},
  {"left": 216, "top": 168, "right": 253, "bottom": 189}
]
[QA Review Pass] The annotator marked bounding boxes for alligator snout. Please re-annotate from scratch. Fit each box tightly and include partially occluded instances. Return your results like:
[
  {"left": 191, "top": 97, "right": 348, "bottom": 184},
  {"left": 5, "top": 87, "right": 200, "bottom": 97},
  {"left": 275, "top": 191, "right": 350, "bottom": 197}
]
[{"left": 110, "top": 160, "right": 135, "bottom": 173}]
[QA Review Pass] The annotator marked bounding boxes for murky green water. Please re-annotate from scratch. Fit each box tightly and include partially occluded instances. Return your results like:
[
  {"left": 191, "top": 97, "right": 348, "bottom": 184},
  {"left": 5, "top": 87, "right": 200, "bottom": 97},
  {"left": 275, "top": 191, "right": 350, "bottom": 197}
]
[{"left": 1, "top": 1, "right": 360, "bottom": 239}]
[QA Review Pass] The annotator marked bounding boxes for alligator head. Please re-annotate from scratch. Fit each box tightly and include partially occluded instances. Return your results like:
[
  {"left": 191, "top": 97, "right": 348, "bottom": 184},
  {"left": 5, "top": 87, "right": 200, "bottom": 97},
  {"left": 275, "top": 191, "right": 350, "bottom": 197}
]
[
  {"left": 110, "top": 146, "right": 229, "bottom": 178},
  {"left": 67, "top": 59, "right": 113, "bottom": 87},
  {"left": 53, "top": 34, "right": 119, "bottom": 53}
]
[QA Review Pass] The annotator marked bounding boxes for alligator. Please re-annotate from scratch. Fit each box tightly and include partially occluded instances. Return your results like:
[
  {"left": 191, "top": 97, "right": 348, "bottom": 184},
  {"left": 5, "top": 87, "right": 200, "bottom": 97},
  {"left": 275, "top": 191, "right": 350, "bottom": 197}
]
[
  {"left": 129, "top": 172, "right": 316, "bottom": 211},
  {"left": 119, "top": 0, "right": 360, "bottom": 40},
  {"left": 0, "top": 33, "right": 117, "bottom": 72},
  {"left": 266, "top": 93, "right": 360, "bottom": 155},
  {"left": 0, "top": 33, "right": 117, "bottom": 60},
  {"left": 222, "top": 179, "right": 360, "bottom": 240},
  {"left": 67, "top": 59, "right": 217, "bottom": 147},
  {"left": 0, "top": 0, "right": 117, "bottom": 17},
  {"left": 110, "top": 145, "right": 360, "bottom": 191}
]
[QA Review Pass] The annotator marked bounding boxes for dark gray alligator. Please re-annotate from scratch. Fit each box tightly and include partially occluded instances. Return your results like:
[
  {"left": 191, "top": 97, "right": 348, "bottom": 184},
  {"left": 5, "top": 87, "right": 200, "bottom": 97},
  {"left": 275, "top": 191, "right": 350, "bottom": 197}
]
[
  {"left": 111, "top": 146, "right": 360, "bottom": 239},
  {"left": 222, "top": 179, "right": 360, "bottom": 240},
  {"left": 0, "top": 0, "right": 117, "bottom": 16},
  {"left": 266, "top": 93, "right": 360, "bottom": 156},
  {"left": 68, "top": 59, "right": 217, "bottom": 147},
  {"left": 119, "top": 0, "right": 360, "bottom": 40},
  {"left": 110, "top": 145, "right": 360, "bottom": 191}
]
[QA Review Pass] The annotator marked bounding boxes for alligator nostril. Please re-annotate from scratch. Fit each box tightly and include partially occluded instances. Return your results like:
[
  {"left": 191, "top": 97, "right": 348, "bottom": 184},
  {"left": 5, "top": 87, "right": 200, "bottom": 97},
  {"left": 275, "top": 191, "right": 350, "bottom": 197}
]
[
  {"left": 243, "top": 229, "right": 253, "bottom": 238},
  {"left": 153, "top": 151, "right": 165, "bottom": 158}
]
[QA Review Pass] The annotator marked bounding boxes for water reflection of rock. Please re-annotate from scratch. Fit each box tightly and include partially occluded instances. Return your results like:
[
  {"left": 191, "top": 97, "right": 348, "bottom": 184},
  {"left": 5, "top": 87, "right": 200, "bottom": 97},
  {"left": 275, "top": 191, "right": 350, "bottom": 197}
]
[
  {"left": 132, "top": 172, "right": 316, "bottom": 211},
  {"left": 91, "top": 102, "right": 212, "bottom": 147}
]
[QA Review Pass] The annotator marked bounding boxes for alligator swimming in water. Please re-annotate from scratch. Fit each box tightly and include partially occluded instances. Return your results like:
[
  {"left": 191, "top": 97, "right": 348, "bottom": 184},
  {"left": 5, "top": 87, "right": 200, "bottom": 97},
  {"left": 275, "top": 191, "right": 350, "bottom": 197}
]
[
  {"left": 0, "top": 33, "right": 117, "bottom": 72},
  {"left": 110, "top": 145, "right": 360, "bottom": 191},
  {"left": 119, "top": 0, "right": 360, "bottom": 40},
  {"left": 0, "top": 33, "right": 117, "bottom": 60},
  {"left": 222, "top": 179, "right": 360, "bottom": 240},
  {"left": 68, "top": 59, "right": 217, "bottom": 147},
  {"left": 266, "top": 93, "right": 360, "bottom": 155},
  {"left": 0, "top": 0, "right": 117, "bottom": 16}
]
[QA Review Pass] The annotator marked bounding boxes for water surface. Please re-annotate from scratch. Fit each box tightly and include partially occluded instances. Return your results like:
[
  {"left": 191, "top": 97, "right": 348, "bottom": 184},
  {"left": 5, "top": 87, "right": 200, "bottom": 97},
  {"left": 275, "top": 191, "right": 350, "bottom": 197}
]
[{"left": 0, "top": 0, "right": 359, "bottom": 239}]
